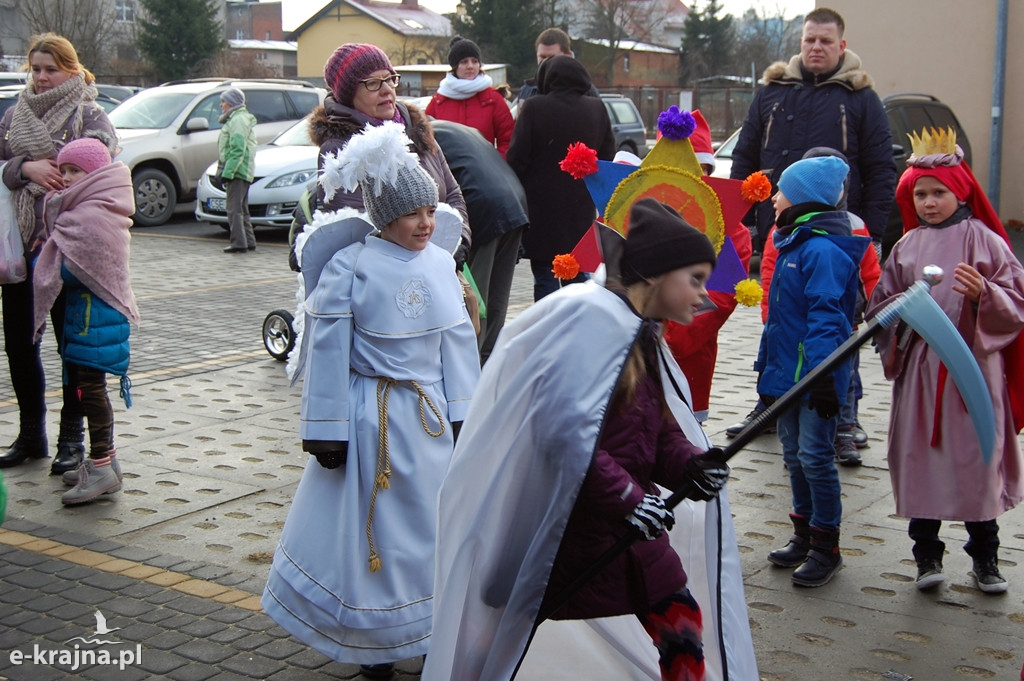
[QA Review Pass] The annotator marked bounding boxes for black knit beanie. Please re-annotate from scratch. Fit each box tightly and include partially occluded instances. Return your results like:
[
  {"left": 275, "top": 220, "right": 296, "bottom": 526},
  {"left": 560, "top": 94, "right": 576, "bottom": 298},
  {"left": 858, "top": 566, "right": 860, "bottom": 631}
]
[
  {"left": 621, "top": 198, "right": 717, "bottom": 285},
  {"left": 448, "top": 36, "right": 481, "bottom": 72}
]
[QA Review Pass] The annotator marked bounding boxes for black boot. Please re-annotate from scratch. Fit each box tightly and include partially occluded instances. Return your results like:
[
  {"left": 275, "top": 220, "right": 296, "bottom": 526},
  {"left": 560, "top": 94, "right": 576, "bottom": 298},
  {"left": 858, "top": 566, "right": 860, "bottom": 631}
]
[
  {"left": 768, "top": 513, "right": 811, "bottom": 567},
  {"left": 0, "top": 432, "right": 49, "bottom": 468},
  {"left": 792, "top": 526, "right": 843, "bottom": 587},
  {"left": 50, "top": 421, "right": 85, "bottom": 475}
]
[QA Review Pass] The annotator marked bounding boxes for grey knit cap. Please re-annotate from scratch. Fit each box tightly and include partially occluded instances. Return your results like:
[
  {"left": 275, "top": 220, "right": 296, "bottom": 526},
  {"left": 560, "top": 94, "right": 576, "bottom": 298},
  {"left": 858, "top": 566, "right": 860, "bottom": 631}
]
[
  {"left": 220, "top": 87, "right": 245, "bottom": 107},
  {"left": 363, "top": 163, "right": 438, "bottom": 229}
]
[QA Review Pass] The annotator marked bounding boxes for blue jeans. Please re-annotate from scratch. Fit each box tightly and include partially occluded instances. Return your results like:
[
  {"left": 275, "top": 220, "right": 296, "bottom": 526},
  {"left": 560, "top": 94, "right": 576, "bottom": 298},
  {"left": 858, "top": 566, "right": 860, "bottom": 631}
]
[
  {"left": 531, "top": 259, "right": 587, "bottom": 302},
  {"left": 777, "top": 404, "right": 842, "bottom": 530},
  {"left": 838, "top": 353, "right": 861, "bottom": 429}
]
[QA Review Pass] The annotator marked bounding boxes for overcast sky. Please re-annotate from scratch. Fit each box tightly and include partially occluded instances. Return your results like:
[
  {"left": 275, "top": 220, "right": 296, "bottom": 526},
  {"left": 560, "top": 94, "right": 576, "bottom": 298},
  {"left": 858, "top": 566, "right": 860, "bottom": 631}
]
[{"left": 282, "top": 1, "right": 815, "bottom": 32}]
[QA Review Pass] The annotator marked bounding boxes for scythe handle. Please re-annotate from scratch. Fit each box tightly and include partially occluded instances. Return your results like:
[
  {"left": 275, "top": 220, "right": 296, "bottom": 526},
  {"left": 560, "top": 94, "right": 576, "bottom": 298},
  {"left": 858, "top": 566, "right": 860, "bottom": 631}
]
[{"left": 537, "top": 275, "right": 934, "bottom": 624}]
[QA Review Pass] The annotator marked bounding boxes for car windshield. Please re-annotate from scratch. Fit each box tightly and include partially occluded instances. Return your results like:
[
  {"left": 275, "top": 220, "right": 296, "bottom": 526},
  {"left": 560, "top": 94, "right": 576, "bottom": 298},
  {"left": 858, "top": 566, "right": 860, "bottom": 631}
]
[
  {"left": 109, "top": 92, "right": 197, "bottom": 129},
  {"left": 270, "top": 118, "right": 313, "bottom": 147}
]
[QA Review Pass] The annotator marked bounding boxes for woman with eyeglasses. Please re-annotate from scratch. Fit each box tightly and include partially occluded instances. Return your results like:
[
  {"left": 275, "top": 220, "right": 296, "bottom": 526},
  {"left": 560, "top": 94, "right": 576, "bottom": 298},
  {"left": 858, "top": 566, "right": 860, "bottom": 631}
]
[{"left": 305, "top": 43, "right": 470, "bottom": 268}]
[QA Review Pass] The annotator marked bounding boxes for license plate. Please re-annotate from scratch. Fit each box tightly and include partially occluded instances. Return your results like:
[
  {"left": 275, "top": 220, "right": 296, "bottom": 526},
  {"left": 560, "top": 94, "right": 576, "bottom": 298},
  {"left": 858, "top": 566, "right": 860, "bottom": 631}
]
[{"left": 207, "top": 198, "right": 226, "bottom": 212}]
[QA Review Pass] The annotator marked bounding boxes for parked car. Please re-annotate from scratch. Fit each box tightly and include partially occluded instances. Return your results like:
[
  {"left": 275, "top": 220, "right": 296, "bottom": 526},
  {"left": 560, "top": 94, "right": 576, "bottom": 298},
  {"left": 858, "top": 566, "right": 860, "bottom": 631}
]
[
  {"left": 0, "top": 83, "right": 121, "bottom": 115},
  {"left": 195, "top": 116, "right": 317, "bottom": 229},
  {"left": 601, "top": 93, "right": 648, "bottom": 158},
  {"left": 109, "top": 78, "right": 325, "bottom": 226},
  {"left": 711, "top": 92, "right": 970, "bottom": 259}
]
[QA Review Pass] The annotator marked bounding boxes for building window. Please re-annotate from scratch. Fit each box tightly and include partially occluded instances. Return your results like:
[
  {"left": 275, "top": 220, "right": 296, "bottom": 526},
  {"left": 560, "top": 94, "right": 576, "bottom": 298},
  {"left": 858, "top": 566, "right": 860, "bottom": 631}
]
[
  {"left": 623, "top": 55, "right": 630, "bottom": 73},
  {"left": 236, "top": 29, "right": 245, "bottom": 40},
  {"left": 265, "top": 30, "right": 271, "bottom": 40},
  {"left": 115, "top": 0, "right": 135, "bottom": 22}
]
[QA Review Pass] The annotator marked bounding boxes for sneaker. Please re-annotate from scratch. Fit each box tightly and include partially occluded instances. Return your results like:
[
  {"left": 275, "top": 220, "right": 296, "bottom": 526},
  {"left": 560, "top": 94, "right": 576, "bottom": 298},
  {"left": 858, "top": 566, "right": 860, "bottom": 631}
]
[
  {"left": 61, "top": 458, "right": 122, "bottom": 506},
  {"left": 62, "top": 453, "right": 122, "bottom": 487},
  {"left": 834, "top": 435, "right": 862, "bottom": 467},
  {"left": 915, "top": 558, "right": 944, "bottom": 590},
  {"left": 970, "top": 557, "right": 1008, "bottom": 594},
  {"left": 851, "top": 421, "right": 869, "bottom": 448},
  {"left": 725, "top": 406, "right": 776, "bottom": 439}
]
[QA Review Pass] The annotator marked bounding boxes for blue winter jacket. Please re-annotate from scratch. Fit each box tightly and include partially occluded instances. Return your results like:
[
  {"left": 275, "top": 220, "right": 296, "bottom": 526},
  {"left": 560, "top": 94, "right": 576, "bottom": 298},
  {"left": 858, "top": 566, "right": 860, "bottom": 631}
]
[
  {"left": 754, "top": 210, "right": 870, "bottom": 401},
  {"left": 730, "top": 51, "right": 897, "bottom": 243},
  {"left": 60, "top": 266, "right": 131, "bottom": 377}
]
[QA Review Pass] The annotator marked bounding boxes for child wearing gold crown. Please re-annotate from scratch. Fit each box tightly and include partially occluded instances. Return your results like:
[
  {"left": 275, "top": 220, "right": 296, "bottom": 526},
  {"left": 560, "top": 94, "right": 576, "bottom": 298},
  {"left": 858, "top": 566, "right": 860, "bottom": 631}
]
[{"left": 867, "top": 127, "right": 1024, "bottom": 594}]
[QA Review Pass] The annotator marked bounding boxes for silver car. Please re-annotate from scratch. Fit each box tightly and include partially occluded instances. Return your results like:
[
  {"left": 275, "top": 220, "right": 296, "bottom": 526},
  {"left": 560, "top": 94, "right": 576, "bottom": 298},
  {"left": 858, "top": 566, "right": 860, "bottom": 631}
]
[{"left": 110, "top": 79, "right": 325, "bottom": 226}]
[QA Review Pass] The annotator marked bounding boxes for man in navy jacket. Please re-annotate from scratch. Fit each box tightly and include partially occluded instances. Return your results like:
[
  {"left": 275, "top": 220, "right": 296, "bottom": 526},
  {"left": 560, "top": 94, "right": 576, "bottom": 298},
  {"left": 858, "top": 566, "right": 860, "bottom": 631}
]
[{"left": 730, "top": 7, "right": 896, "bottom": 255}]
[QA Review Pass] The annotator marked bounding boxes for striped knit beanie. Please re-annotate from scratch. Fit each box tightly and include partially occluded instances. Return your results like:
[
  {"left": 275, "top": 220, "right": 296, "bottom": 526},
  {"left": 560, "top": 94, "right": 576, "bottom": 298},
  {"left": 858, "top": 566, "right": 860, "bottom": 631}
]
[{"left": 323, "top": 43, "right": 394, "bottom": 106}]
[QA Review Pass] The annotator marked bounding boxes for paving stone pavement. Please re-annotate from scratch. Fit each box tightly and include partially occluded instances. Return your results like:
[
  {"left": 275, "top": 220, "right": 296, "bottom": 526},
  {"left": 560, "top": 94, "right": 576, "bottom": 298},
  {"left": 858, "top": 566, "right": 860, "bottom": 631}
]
[{"left": 1, "top": 227, "right": 1023, "bottom": 680}]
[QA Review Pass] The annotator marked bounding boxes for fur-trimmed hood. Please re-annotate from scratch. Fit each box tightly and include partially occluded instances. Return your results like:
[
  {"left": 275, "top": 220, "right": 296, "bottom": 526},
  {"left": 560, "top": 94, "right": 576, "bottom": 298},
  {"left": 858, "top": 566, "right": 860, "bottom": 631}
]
[
  {"left": 762, "top": 49, "right": 874, "bottom": 91},
  {"left": 308, "top": 98, "right": 436, "bottom": 158}
]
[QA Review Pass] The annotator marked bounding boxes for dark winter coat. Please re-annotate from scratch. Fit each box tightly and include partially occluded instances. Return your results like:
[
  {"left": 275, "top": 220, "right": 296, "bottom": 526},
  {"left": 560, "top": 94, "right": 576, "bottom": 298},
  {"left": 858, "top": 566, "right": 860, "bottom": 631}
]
[
  {"left": 306, "top": 98, "right": 470, "bottom": 243},
  {"left": 754, "top": 208, "right": 870, "bottom": 402},
  {"left": 431, "top": 120, "right": 528, "bottom": 249},
  {"left": 541, "top": 366, "right": 704, "bottom": 620},
  {"left": 506, "top": 56, "right": 614, "bottom": 264},
  {"left": 730, "top": 51, "right": 896, "bottom": 243}
]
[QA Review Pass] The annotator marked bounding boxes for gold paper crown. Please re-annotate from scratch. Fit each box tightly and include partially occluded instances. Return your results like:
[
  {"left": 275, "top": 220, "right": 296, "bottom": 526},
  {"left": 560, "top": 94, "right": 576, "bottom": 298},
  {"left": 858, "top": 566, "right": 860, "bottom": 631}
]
[{"left": 907, "top": 126, "right": 957, "bottom": 157}]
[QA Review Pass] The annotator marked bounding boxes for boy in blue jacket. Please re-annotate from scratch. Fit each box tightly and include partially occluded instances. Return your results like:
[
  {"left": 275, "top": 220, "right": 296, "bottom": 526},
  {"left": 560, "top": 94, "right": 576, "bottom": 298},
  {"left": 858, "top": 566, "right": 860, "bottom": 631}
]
[{"left": 755, "top": 156, "right": 870, "bottom": 587}]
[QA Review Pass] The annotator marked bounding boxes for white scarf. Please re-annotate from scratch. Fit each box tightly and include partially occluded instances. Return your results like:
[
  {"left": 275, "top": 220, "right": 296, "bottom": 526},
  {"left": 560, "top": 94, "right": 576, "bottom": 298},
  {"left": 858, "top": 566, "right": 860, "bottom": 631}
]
[{"left": 436, "top": 73, "right": 493, "bottom": 100}]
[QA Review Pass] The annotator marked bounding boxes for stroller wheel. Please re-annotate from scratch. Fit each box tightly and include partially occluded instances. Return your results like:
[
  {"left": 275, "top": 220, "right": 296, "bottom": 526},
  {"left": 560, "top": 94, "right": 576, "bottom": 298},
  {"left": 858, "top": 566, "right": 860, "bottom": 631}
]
[{"left": 263, "top": 309, "right": 295, "bottom": 361}]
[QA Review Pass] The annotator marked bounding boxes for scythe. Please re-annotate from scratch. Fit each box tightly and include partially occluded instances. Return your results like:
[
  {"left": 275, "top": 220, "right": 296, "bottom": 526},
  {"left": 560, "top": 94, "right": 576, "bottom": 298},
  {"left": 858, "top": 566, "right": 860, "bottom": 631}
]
[{"left": 538, "top": 265, "right": 995, "bottom": 623}]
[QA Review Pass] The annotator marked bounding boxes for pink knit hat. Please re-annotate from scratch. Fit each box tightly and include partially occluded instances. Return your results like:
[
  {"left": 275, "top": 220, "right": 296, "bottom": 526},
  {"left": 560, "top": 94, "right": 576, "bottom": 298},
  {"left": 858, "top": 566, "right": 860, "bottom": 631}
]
[
  {"left": 57, "top": 138, "right": 111, "bottom": 175},
  {"left": 323, "top": 43, "right": 394, "bottom": 106}
]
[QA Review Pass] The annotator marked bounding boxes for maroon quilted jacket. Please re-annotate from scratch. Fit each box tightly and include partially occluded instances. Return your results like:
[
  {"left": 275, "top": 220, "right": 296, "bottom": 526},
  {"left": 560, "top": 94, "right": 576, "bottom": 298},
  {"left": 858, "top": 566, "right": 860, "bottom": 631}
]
[{"left": 541, "top": 369, "right": 705, "bottom": 620}]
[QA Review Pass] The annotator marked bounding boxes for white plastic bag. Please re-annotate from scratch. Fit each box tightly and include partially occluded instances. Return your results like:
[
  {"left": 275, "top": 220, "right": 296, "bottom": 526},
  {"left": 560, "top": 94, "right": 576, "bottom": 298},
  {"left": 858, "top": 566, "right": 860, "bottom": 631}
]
[{"left": 0, "top": 162, "right": 27, "bottom": 284}]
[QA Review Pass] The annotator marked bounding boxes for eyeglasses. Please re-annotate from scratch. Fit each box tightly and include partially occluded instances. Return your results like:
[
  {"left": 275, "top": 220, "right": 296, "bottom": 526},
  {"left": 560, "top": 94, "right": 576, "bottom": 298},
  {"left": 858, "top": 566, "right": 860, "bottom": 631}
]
[{"left": 359, "top": 74, "right": 401, "bottom": 92}]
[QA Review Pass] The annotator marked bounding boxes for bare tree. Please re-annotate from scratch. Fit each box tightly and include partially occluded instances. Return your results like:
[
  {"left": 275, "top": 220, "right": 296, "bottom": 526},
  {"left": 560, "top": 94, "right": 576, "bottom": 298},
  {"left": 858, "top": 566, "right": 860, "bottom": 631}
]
[
  {"left": 730, "top": 5, "right": 802, "bottom": 81},
  {"left": 580, "top": 0, "right": 675, "bottom": 86},
  {"left": 19, "top": 0, "right": 118, "bottom": 74}
]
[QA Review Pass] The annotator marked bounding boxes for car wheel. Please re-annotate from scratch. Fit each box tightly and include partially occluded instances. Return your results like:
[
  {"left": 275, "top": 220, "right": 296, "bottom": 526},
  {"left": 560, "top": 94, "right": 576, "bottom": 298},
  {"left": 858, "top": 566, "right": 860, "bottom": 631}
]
[
  {"left": 133, "top": 168, "right": 177, "bottom": 227},
  {"left": 617, "top": 141, "right": 638, "bottom": 156},
  {"left": 263, "top": 309, "right": 296, "bottom": 361}
]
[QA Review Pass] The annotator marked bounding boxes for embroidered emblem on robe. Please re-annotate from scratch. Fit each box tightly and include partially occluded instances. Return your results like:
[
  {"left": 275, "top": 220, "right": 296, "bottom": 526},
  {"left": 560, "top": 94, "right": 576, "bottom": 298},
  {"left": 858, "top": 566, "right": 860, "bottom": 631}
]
[{"left": 397, "top": 279, "right": 432, "bottom": 318}]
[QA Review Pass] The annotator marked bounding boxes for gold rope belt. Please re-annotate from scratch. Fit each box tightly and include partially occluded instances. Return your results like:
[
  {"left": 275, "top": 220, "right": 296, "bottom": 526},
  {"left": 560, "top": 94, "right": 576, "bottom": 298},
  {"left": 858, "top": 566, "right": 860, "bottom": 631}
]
[{"left": 366, "top": 377, "right": 445, "bottom": 572}]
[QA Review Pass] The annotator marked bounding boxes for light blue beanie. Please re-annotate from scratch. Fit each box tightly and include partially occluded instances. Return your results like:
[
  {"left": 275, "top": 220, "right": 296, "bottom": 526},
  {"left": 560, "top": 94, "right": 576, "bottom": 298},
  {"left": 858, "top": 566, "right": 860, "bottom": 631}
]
[{"left": 777, "top": 156, "right": 849, "bottom": 207}]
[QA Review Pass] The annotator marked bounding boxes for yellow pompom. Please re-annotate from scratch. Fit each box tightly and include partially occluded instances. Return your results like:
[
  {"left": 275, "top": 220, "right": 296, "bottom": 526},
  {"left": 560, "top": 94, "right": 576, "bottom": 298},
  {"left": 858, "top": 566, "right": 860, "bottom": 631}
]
[{"left": 734, "top": 278, "right": 763, "bottom": 307}]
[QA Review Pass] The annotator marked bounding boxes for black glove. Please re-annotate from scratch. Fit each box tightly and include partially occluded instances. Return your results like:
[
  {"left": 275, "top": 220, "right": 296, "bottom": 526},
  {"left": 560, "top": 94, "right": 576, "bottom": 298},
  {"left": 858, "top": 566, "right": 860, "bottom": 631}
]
[
  {"left": 210, "top": 174, "right": 225, "bottom": 191},
  {"left": 758, "top": 394, "right": 777, "bottom": 407},
  {"left": 684, "top": 450, "right": 731, "bottom": 502},
  {"left": 451, "top": 420, "right": 463, "bottom": 444},
  {"left": 808, "top": 375, "right": 839, "bottom": 419},
  {"left": 626, "top": 493, "right": 674, "bottom": 540},
  {"left": 302, "top": 440, "right": 348, "bottom": 469},
  {"left": 453, "top": 240, "right": 469, "bottom": 272}
]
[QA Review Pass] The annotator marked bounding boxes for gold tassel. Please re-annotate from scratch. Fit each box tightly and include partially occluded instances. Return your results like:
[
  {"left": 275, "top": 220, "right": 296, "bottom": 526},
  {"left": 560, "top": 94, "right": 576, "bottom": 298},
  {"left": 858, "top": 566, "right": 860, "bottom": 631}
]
[
  {"left": 368, "top": 551, "right": 382, "bottom": 573},
  {"left": 377, "top": 473, "right": 391, "bottom": 490}
]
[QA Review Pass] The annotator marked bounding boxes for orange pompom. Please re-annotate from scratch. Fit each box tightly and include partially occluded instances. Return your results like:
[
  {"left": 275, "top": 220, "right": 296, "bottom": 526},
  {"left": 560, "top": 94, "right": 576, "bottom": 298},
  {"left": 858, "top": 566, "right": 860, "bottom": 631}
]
[
  {"left": 559, "top": 142, "right": 599, "bottom": 180},
  {"left": 741, "top": 171, "right": 772, "bottom": 203},
  {"left": 551, "top": 253, "right": 581, "bottom": 280}
]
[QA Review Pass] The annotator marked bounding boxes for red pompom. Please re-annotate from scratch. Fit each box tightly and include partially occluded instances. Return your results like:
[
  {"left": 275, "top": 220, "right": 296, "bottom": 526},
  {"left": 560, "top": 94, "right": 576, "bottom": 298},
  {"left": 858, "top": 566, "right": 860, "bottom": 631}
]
[{"left": 559, "top": 142, "right": 599, "bottom": 180}]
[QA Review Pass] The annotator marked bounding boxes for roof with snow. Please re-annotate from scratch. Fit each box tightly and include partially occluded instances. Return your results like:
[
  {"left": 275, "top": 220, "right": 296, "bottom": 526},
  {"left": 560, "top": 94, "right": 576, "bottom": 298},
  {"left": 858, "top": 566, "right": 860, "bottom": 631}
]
[{"left": 289, "top": 0, "right": 451, "bottom": 39}]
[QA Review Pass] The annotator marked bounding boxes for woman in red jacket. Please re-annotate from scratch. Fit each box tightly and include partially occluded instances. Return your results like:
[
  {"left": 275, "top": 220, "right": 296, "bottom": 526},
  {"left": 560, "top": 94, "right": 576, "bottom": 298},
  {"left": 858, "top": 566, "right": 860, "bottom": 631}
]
[{"left": 426, "top": 36, "right": 515, "bottom": 158}]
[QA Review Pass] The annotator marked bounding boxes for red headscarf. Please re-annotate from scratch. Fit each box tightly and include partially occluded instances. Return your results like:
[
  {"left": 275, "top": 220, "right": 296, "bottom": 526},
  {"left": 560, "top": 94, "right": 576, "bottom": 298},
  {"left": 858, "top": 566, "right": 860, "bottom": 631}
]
[{"left": 895, "top": 160, "right": 1008, "bottom": 245}]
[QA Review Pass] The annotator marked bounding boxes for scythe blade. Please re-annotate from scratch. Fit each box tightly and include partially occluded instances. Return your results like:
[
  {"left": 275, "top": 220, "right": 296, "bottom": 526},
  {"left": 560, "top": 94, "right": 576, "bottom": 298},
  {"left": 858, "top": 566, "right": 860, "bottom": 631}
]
[{"left": 896, "top": 278, "right": 996, "bottom": 464}]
